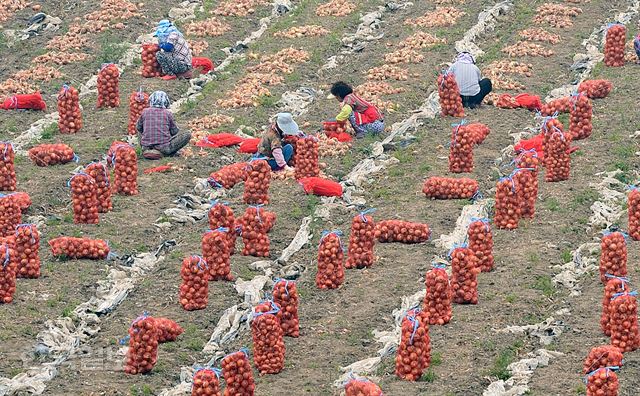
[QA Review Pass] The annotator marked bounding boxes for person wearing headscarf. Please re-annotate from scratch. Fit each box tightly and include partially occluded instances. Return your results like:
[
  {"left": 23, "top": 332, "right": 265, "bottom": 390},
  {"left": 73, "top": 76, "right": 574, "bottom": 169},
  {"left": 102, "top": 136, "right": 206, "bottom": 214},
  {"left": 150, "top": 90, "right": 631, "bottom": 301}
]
[
  {"left": 154, "top": 19, "right": 193, "bottom": 80},
  {"left": 136, "top": 91, "right": 191, "bottom": 159},
  {"left": 449, "top": 51, "right": 492, "bottom": 108},
  {"left": 330, "top": 81, "right": 384, "bottom": 139},
  {"left": 257, "top": 113, "right": 299, "bottom": 171}
]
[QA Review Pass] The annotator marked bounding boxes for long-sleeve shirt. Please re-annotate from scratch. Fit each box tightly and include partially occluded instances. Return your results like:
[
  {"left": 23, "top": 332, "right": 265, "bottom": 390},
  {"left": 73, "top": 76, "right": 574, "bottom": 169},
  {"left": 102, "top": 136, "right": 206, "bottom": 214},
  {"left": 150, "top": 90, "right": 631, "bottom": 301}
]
[
  {"left": 258, "top": 125, "right": 285, "bottom": 167},
  {"left": 136, "top": 107, "right": 179, "bottom": 148},
  {"left": 449, "top": 62, "right": 482, "bottom": 96},
  {"left": 162, "top": 32, "right": 192, "bottom": 65},
  {"left": 336, "top": 104, "right": 353, "bottom": 122}
]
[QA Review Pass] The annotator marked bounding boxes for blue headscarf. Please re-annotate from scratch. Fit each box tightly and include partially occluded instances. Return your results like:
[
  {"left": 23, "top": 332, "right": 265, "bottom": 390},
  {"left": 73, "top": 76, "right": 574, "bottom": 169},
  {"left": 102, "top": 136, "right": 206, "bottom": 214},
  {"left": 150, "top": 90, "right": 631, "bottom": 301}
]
[{"left": 154, "top": 20, "right": 181, "bottom": 43}]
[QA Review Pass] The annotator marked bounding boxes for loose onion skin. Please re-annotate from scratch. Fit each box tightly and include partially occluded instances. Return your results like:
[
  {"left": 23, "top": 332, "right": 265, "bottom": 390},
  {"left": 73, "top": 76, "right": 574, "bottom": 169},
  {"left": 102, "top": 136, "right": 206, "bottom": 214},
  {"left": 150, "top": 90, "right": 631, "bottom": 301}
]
[
  {"left": 69, "top": 172, "right": 99, "bottom": 224},
  {"left": 345, "top": 212, "right": 375, "bottom": 269},
  {"left": 316, "top": 231, "right": 344, "bottom": 289},
  {"left": 14, "top": 224, "right": 40, "bottom": 279},
  {"left": 191, "top": 368, "right": 221, "bottom": 396},
  {"left": 208, "top": 162, "right": 248, "bottom": 190},
  {"left": 0, "top": 142, "right": 17, "bottom": 191},
  {"left": 202, "top": 229, "right": 233, "bottom": 281},
  {"left": 609, "top": 292, "right": 640, "bottom": 353},
  {"left": 0, "top": 194, "right": 21, "bottom": 238},
  {"left": 57, "top": 85, "right": 82, "bottom": 134},
  {"left": 423, "top": 177, "right": 478, "bottom": 199},
  {"left": 423, "top": 265, "right": 452, "bottom": 325},
  {"left": 449, "top": 122, "right": 474, "bottom": 173},
  {"left": 586, "top": 367, "right": 619, "bottom": 396},
  {"left": 85, "top": 162, "right": 112, "bottom": 213},
  {"left": 141, "top": 44, "right": 164, "bottom": 78},
  {"left": 294, "top": 136, "right": 320, "bottom": 179},
  {"left": 128, "top": 90, "right": 149, "bottom": 135},
  {"left": 109, "top": 143, "right": 138, "bottom": 195},
  {"left": 208, "top": 202, "right": 236, "bottom": 253},
  {"left": 239, "top": 206, "right": 270, "bottom": 257},
  {"left": 628, "top": 188, "right": 639, "bottom": 241},
  {"left": 243, "top": 160, "right": 270, "bottom": 205},
  {"left": 583, "top": 345, "right": 623, "bottom": 374},
  {"left": 96, "top": 63, "right": 120, "bottom": 108},
  {"left": 599, "top": 232, "right": 627, "bottom": 284},
  {"left": 604, "top": 24, "right": 626, "bottom": 67},
  {"left": 155, "top": 317, "right": 183, "bottom": 343},
  {"left": 600, "top": 277, "right": 628, "bottom": 337},
  {"left": 494, "top": 177, "right": 521, "bottom": 230},
  {"left": 221, "top": 350, "right": 255, "bottom": 396},
  {"left": 467, "top": 219, "right": 494, "bottom": 272},
  {"left": 252, "top": 301, "right": 285, "bottom": 375},
  {"left": 124, "top": 314, "right": 158, "bottom": 375},
  {"left": 272, "top": 279, "right": 299, "bottom": 337},
  {"left": 179, "top": 255, "right": 209, "bottom": 311},
  {"left": 569, "top": 93, "right": 593, "bottom": 140},
  {"left": 395, "top": 309, "right": 430, "bottom": 381},
  {"left": 450, "top": 247, "right": 480, "bottom": 304},
  {"left": 344, "top": 378, "right": 384, "bottom": 396},
  {"left": 437, "top": 71, "right": 464, "bottom": 117},
  {"left": 48, "top": 237, "right": 109, "bottom": 259},
  {"left": 374, "top": 220, "right": 430, "bottom": 244},
  {"left": 0, "top": 244, "right": 17, "bottom": 304}
]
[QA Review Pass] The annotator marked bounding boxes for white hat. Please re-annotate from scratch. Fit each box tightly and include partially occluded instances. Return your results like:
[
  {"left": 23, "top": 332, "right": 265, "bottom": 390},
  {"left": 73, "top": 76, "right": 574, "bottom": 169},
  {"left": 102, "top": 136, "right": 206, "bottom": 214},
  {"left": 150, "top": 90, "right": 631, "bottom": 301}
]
[{"left": 275, "top": 113, "right": 299, "bottom": 136}]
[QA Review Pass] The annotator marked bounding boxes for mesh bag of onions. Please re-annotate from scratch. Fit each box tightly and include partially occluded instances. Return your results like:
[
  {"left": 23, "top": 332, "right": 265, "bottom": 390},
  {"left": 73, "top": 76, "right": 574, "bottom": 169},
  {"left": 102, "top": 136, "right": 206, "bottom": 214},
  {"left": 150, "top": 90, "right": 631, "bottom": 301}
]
[
  {"left": 243, "top": 159, "right": 270, "bottom": 205},
  {"left": 0, "top": 194, "right": 21, "bottom": 238},
  {"left": 294, "top": 135, "right": 320, "bottom": 179},
  {"left": 109, "top": 143, "right": 138, "bottom": 195},
  {"left": 208, "top": 201, "right": 236, "bottom": 253},
  {"left": 374, "top": 220, "right": 431, "bottom": 244},
  {"left": 450, "top": 245, "right": 480, "bottom": 304},
  {"left": 599, "top": 231, "right": 627, "bottom": 284},
  {"left": 604, "top": 23, "right": 626, "bottom": 67},
  {"left": 208, "top": 162, "right": 248, "bottom": 189},
  {"left": 141, "top": 44, "right": 164, "bottom": 77},
  {"left": 0, "top": 243, "right": 17, "bottom": 304},
  {"left": 124, "top": 313, "right": 159, "bottom": 374},
  {"left": 128, "top": 89, "right": 149, "bottom": 135},
  {"left": 240, "top": 206, "right": 270, "bottom": 257},
  {"left": 569, "top": 93, "right": 593, "bottom": 140},
  {"left": 600, "top": 275, "right": 629, "bottom": 337},
  {"left": 494, "top": 176, "right": 521, "bottom": 230},
  {"left": 57, "top": 85, "right": 82, "bottom": 134},
  {"left": 609, "top": 291, "right": 640, "bottom": 352},
  {"left": 155, "top": 317, "right": 184, "bottom": 343},
  {"left": 68, "top": 172, "right": 99, "bottom": 224},
  {"left": 28, "top": 143, "right": 76, "bottom": 166},
  {"left": 14, "top": 224, "right": 40, "bottom": 279},
  {"left": 345, "top": 210, "right": 376, "bottom": 269},
  {"left": 0, "top": 142, "right": 16, "bottom": 191},
  {"left": 252, "top": 300, "right": 285, "bottom": 375},
  {"left": 422, "top": 177, "right": 478, "bottom": 199},
  {"left": 449, "top": 121, "right": 474, "bottom": 173},
  {"left": 423, "top": 263, "right": 452, "bottom": 325},
  {"left": 514, "top": 150, "right": 540, "bottom": 219},
  {"left": 97, "top": 63, "right": 120, "bottom": 108},
  {"left": 467, "top": 218, "right": 494, "bottom": 272},
  {"left": 539, "top": 97, "right": 571, "bottom": 116},
  {"left": 395, "top": 309, "right": 430, "bottom": 381},
  {"left": 192, "top": 368, "right": 221, "bottom": 396},
  {"left": 512, "top": 168, "right": 537, "bottom": 221},
  {"left": 468, "top": 123, "right": 490, "bottom": 145},
  {"left": 583, "top": 345, "right": 623, "bottom": 374},
  {"left": 272, "top": 278, "right": 299, "bottom": 337},
  {"left": 202, "top": 228, "right": 233, "bottom": 281},
  {"left": 221, "top": 349, "right": 255, "bottom": 396},
  {"left": 48, "top": 237, "right": 109, "bottom": 259},
  {"left": 85, "top": 162, "right": 112, "bottom": 213},
  {"left": 437, "top": 69, "right": 464, "bottom": 117},
  {"left": 180, "top": 255, "right": 209, "bottom": 311},
  {"left": 543, "top": 126, "right": 570, "bottom": 182},
  {"left": 578, "top": 80, "right": 613, "bottom": 99},
  {"left": 629, "top": 187, "right": 639, "bottom": 241},
  {"left": 8, "top": 192, "right": 31, "bottom": 213},
  {"left": 316, "top": 230, "right": 345, "bottom": 289},
  {"left": 344, "top": 376, "right": 383, "bottom": 396},
  {"left": 283, "top": 136, "right": 298, "bottom": 166},
  {"left": 585, "top": 367, "right": 619, "bottom": 396}
]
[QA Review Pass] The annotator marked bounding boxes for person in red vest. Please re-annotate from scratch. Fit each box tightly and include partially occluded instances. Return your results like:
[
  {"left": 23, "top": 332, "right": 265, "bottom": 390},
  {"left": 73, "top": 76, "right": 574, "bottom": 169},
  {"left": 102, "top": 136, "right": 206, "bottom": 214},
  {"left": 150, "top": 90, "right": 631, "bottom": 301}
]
[{"left": 330, "top": 81, "right": 384, "bottom": 139}]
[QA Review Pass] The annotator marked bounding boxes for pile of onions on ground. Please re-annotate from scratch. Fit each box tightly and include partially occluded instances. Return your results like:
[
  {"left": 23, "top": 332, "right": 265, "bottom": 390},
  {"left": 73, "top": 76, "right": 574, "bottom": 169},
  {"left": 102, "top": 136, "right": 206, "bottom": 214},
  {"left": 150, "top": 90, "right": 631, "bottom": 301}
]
[
  {"left": 0, "top": 243, "right": 17, "bottom": 304},
  {"left": 239, "top": 205, "right": 270, "bottom": 257},
  {"left": 57, "top": 85, "right": 82, "bottom": 133},
  {"left": 467, "top": 218, "right": 494, "bottom": 272},
  {"left": 494, "top": 175, "right": 521, "bottom": 230},
  {"left": 202, "top": 227, "right": 233, "bottom": 282},
  {"left": 109, "top": 143, "right": 138, "bottom": 195},
  {"left": 155, "top": 317, "right": 183, "bottom": 343},
  {"left": 221, "top": 350, "right": 255, "bottom": 395},
  {"left": 608, "top": 291, "right": 640, "bottom": 353},
  {"left": 583, "top": 345, "right": 624, "bottom": 374},
  {"left": 294, "top": 135, "right": 320, "bottom": 179},
  {"left": 599, "top": 231, "right": 627, "bottom": 283},
  {"left": 28, "top": 144, "right": 76, "bottom": 166},
  {"left": 449, "top": 245, "right": 480, "bottom": 304},
  {"left": 208, "top": 162, "right": 248, "bottom": 189},
  {"left": 628, "top": 187, "right": 639, "bottom": 241},
  {"left": 423, "top": 263, "right": 452, "bottom": 325},
  {"left": 124, "top": 314, "right": 158, "bottom": 375},
  {"left": 585, "top": 367, "right": 619, "bottom": 396},
  {"left": 344, "top": 377, "right": 384, "bottom": 396},
  {"left": 569, "top": 93, "right": 592, "bottom": 140},
  {"left": 243, "top": 159, "right": 270, "bottom": 205},
  {"left": 0, "top": 194, "right": 21, "bottom": 238},
  {"left": 600, "top": 276, "right": 628, "bottom": 336},
  {"left": 316, "top": 230, "right": 345, "bottom": 289},
  {"left": 85, "top": 162, "right": 112, "bottom": 213},
  {"left": 449, "top": 121, "right": 474, "bottom": 173},
  {"left": 48, "top": 237, "right": 109, "bottom": 259},
  {"left": 345, "top": 210, "right": 376, "bottom": 269},
  {"left": 180, "top": 255, "right": 209, "bottom": 311},
  {"left": 578, "top": 80, "right": 613, "bottom": 99},
  {"left": 251, "top": 300, "right": 285, "bottom": 375},
  {"left": 437, "top": 69, "right": 464, "bottom": 117},
  {"left": 395, "top": 309, "right": 430, "bottom": 381},
  {"left": 423, "top": 177, "right": 478, "bottom": 199},
  {"left": 191, "top": 367, "right": 221, "bottom": 396},
  {"left": 604, "top": 24, "right": 626, "bottom": 67},
  {"left": 375, "top": 220, "right": 430, "bottom": 243},
  {"left": 141, "top": 44, "right": 164, "bottom": 77},
  {"left": 69, "top": 172, "right": 99, "bottom": 224},
  {"left": 97, "top": 63, "right": 120, "bottom": 108},
  {"left": 272, "top": 279, "right": 299, "bottom": 337},
  {"left": 14, "top": 224, "right": 40, "bottom": 279},
  {"left": 0, "top": 142, "right": 16, "bottom": 191},
  {"left": 128, "top": 89, "right": 149, "bottom": 135}
]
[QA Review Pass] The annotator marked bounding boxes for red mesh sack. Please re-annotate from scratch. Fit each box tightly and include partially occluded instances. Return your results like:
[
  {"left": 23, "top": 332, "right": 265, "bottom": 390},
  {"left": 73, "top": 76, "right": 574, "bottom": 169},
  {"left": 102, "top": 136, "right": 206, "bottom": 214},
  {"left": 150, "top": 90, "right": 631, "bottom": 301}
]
[
  {"left": 0, "top": 243, "right": 17, "bottom": 304},
  {"left": 192, "top": 368, "right": 221, "bottom": 396},
  {"left": 316, "top": 230, "right": 345, "bottom": 289},
  {"left": 14, "top": 224, "right": 40, "bottom": 279},
  {"left": 467, "top": 218, "right": 494, "bottom": 272},
  {"left": 110, "top": 143, "right": 138, "bottom": 195},
  {"left": 569, "top": 93, "right": 593, "bottom": 140},
  {"left": 449, "top": 121, "right": 474, "bottom": 173},
  {"left": 97, "top": 63, "right": 120, "bottom": 108},
  {"left": 344, "top": 377, "right": 383, "bottom": 396},
  {"left": 374, "top": 220, "right": 430, "bottom": 244},
  {"left": 496, "top": 93, "right": 519, "bottom": 109},
  {"left": 124, "top": 314, "right": 158, "bottom": 374},
  {"left": 583, "top": 346, "right": 624, "bottom": 374},
  {"left": 294, "top": 135, "right": 319, "bottom": 179},
  {"left": 208, "top": 162, "right": 248, "bottom": 189},
  {"left": 8, "top": 192, "right": 31, "bottom": 213},
  {"left": 69, "top": 172, "right": 99, "bottom": 224},
  {"left": 192, "top": 57, "right": 214, "bottom": 73},
  {"left": 238, "top": 138, "right": 260, "bottom": 154},
  {"left": 395, "top": 309, "right": 430, "bottom": 381},
  {"left": 600, "top": 276, "right": 629, "bottom": 336},
  {"left": 1, "top": 93, "right": 46, "bottom": 111},
  {"left": 512, "top": 168, "right": 537, "bottom": 221},
  {"left": 272, "top": 279, "right": 299, "bottom": 337},
  {"left": 48, "top": 237, "right": 109, "bottom": 259},
  {"left": 599, "top": 232, "right": 627, "bottom": 284},
  {"left": 251, "top": 300, "right": 285, "bottom": 375},
  {"left": 494, "top": 176, "right": 520, "bottom": 230},
  {"left": 345, "top": 210, "right": 376, "bottom": 269},
  {"left": 604, "top": 24, "right": 626, "bottom": 67},
  {"left": 629, "top": 187, "right": 639, "bottom": 241},
  {"left": 202, "top": 228, "right": 233, "bottom": 281},
  {"left": 514, "top": 93, "right": 542, "bottom": 111},
  {"left": 243, "top": 160, "right": 270, "bottom": 205},
  {"left": 423, "top": 263, "right": 452, "bottom": 325},
  {"left": 28, "top": 143, "right": 76, "bottom": 166},
  {"left": 298, "top": 177, "right": 343, "bottom": 197},
  {"left": 0, "top": 142, "right": 16, "bottom": 191},
  {"left": 585, "top": 367, "right": 619, "bottom": 396},
  {"left": 196, "top": 133, "right": 244, "bottom": 148},
  {"left": 261, "top": 210, "right": 276, "bottom": 233},
  {"left": 422, "top": 177, "right": 478, "bottom": 199},
  {"left": 539, "top": 97, "right": 571, "bottom": 116},
  {"left": 180, "top": 255, "right": 209, "bottom": 311},
  {"left": 57, "top": 85, "right": 82, "bottom": 134},
  {"left": 85, "top": 162, "right": 112, "bottom": 213},
  {"left": 240, "top": 206, "right": 270, "bottom": 257},
  {"left": 128, "top": 89, "right": 149, "bottom": 135},
  {"left": 578, "top": 80, "right": 613, "bottom": 99},
  {"left": 221, "top": 350, "right": 255, "bottom": 396},
  {"left": 609, "top": 291, "right": 640, "bottom": 352},
  {"left": 0, "top": 194, "right": 21, "bottom": 238},
  {"left": 450, "top": 245, "right": 480, "bottom": 304},
  {"left": 467, "top": 123, "right": 490, "bottom": 145},
  {"left": 437, "top": 70, "right": 464, "bottom": 117},
  {"left": 514, "top": 150, "right": 540, "bottom": 219},
  {"left": 208, "top": 201, "right": 236, "bottom": 253},
  {"left": 141, "top": 44, "right": 164, "bottom": 77},
  {"left": 155, "top": 317, "right": 184, "bottom": 343}
]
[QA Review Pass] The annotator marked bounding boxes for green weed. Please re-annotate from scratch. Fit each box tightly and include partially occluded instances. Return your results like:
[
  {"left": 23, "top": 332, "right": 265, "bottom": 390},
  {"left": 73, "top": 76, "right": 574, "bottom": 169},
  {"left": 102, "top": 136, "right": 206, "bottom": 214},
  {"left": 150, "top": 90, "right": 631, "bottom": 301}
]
[
  {"left": 420, "top": 370, "right": 437, "bottom": 383},
  {"left": 97, "top": 34, "right": 129, "bottom": 63},
  {"left": 489, "top": 341, "right": 523, "bottom": 380},
  {"left": 545, "top": 197, "right": 561, "bottom": 212},
  {"left": 560, "top": 249, "right": 573, "bottom": 263},
  {"left": 431, "top": 352, "right": 443, "bottom": 366},
  {"left": 574, "top": 384, "right": 586, "bottom": 394},
  {"left": 41, "top": 123, "right": 58, "bottom": 140},
  {"left": 505, "top": 293, "right": 517, "bottom": 303},
  {"left": 528, "top": 252, "right": 540, "bottom": 264},
  {"left": 533, "top": 275, "right": 555, "bottom": 298},
  {"left": 257, "top": 94, "right": 279, "bottom": 108}
]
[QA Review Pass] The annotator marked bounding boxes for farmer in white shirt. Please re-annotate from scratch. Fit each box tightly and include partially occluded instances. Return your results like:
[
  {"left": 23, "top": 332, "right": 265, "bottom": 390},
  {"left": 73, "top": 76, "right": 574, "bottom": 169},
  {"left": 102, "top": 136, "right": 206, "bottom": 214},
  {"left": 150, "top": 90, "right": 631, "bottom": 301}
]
[{"left": 449, "top": 52, "right": 492, "bottom": 109}]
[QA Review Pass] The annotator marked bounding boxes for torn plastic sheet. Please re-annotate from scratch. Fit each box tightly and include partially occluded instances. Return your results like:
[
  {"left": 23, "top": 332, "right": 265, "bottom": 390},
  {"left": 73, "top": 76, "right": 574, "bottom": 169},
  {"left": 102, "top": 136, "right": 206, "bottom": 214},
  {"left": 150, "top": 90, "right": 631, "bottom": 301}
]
[
  {"left": 553, "top": 243, "right": 599, "bottom": 296},
  {"left": 277, "top": 87, "right": 318, "bottom": 117},
  {"left": 435, "top": 199, "right": 492, "bottom": 252},
  {"left": 499, "top": 316, "right": 567, "bottom": 346},
  {"left": 168, "top": 0, "right": 201, "bottom": 21},
  {"left": 587, "top": 170, "right": 627, "bottom": 231},
  {"left": 19, "top": 13, "right": 63, "bottom": 40},
  {"left": 455, "top": 0, "right": 514, "bottom": 58}
]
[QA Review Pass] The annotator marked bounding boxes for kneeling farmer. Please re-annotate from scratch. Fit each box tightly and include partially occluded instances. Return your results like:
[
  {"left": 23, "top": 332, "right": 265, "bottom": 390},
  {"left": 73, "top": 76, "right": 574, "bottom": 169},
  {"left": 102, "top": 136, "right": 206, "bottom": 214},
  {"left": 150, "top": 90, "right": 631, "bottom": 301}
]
[
  {"left": 154, "top": 19, "right": 193, "bottom": 80},
  {"left": 257, "top": 113, "right": 298, "bottom": 171}
]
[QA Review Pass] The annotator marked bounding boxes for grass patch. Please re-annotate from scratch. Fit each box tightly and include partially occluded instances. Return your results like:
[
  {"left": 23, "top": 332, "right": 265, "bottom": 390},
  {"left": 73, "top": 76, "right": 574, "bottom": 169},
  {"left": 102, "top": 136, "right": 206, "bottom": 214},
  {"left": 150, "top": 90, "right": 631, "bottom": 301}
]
[
  {"left": 505, "top": 293, "right": 517, "bottom": 303},
  {"left": 560, "top": 249, "right": 572, "bottom": 263},
  {"left": 97, "top": 34, "right": 129, "bottom": 63},
  {"left": 544, "top": 197, "right": 561, "bottom": 212},
  {"left": 431, "top": 352, "right": 443, "bottom": 366},
  {"left": 41, "top": 123, "right": 58, "bottom": 140},
  {"left": 489, "top": 341, "right": 524, "bottom": 380},
  {"left": 420, "top": 370, "right": 437, "bottom": 383},
  {"left": 532, "top": 275, "right": 555, "bottom": 298}
]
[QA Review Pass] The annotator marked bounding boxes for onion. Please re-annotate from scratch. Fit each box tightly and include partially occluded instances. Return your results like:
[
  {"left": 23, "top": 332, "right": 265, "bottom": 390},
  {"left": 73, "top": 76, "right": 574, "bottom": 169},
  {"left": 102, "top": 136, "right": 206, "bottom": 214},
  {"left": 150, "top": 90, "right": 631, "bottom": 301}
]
[
  {"left": 316, "top": 0, "right": 356, "bottom": 16},
  {"left": 405, "top": 7, "right": 466, "bottom": 28},
  {"left": 109, "top": 143, "right": 138, "bottom": 195},
  {"left": 599, "top": 232, "right": 627, "bottom": 284},
  {"left": 600, "top": 276, "right": 628, "bottom": 336},
  {"left": 467, "top": 219, "right": 494, "bottom": 272},
  {"left": 532, "top": 3, "right": 581, "bottom": 28},
  {"left": 202, "top": 228, "right": 233, "bottom": 282},
  {"left": 422, "top": 177, "right": 478, "bottom": 200},
  {"left": 57, "top": 85, "right": 83, "bottom": 133},
  {"left": 239, "top": 206, "right": 270, "bottom": 257},
  {"left": 69, "top": 172, "right": 99, "bottom": 224},
  {"left": 374, "top": 220, "right": 430, "bottom": 244},
  {"left": 628, "top": 187, "right": 639, "bottom": 241},
  {"left": 208, "top": 162, "right": 248, "bottom": 190},
  {"left": 294, "top": 135, "right": 320, "bottom": 179},
  {"left": 124, "top": 314, "right": 158, "bottom": 374},
  {"left": 96, "top": 63, "right": 120, "bottom": 108},
  {"left": 243, "top": 160, "right": 270, "bottom": 205},
  {"left": 585, "top": 367, "right": 619, "bottom": 396},
  {"left": 221, "top": 350, "right": 255, "bottom": 395},
  {"left": 578, "top": 80, "right": 613, "bottom": 99},
  {"left": 569, "top": 93, "right": 593, "bottom": 140},
  {"left": 449, "top": 122, "right": 474, "bottom": 173},
  {"left": 128, "top": 90, "right": 149, "bottom": 135},
  {"left": 345, "top": 211, "right": 376, "bottom": 269},
  {"left": 450, "top": 246, "right": 480, "bottom": 304},
  {"left": 14, "top": 224, "right": 40, "bottom": 279},
  {"left": 7, "top": 192, "right": 31, "bottom": 213},
  {"left": 272, "top": 279, "right": 299, "bottom": 337},
  {"left": 251, "top": 300, "right": 285, "bottom": 375},
  {"left": 542, "top": 118, "right": 570, "bottom": 182},
  {"left": 48, "top": 237, "right": 109, "bottom": 259},
  {"left": 316, "top": 230, "right": 345, "bottom": 289},
  {"left": 0, "top": 243, "right": 17, "bottom": 304},
  {"left": 155, "top": 317, "right": 183, "bottom": 343},
  {"left": 609, "top": 292, "right": 640, "bottom": 352},
  {"left": 583, "top": 346, "right": 623, "bottom": 374},
  {"left": 85, "top": 162, "right": 112, "bottom": 213},
  {"left": 344, "top": 377, "right": 383, "bottom": 396},
  {"left": 0, "top": 194, "right": 21, "bottom": 238},
  {"left": 437, "top": 71, "right": 464, "bottom": 117},
  {"left": 423, "top": 264, "right": 452, "bottom": 325},
  {"left": 0, "top": 142, "right": 16, "bottom": 191},
  {"left": 604, "top": 24, "right": 626, "bottom": 67},
  {"left": 192, "top": 368, "right": 221, "bottom": 396},
  {"left": 141, "top": 44, "right": 164, "bottom": 78},
  {"left": 514, "top": 151, "right": 540, "bottom": 218},
  {"left": 395, "top": 309, "right": 430, "bottom": 381},
  {"left": 208, "top": 202, "right": 236, "bottom": 254},
  {"left": 179, "top": 255, "right": 209, "bottom": 311},
  {"left": 540, "top": 97, "right": 571, "bottom": 116},
  {"left": 28, "top": 144, "right": 75, "bottom": 166}
]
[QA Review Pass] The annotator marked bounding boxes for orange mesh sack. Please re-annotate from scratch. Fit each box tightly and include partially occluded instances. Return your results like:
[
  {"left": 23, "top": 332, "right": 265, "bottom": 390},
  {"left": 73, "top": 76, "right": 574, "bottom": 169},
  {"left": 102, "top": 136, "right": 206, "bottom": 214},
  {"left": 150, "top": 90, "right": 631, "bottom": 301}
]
[
  {"left": 345, "top": 210, "right": 376, "bottom": 269},
  {"left": 57, "top": 85, "right": 82, "bottom": 134},
  {"left": 437, "top": 70, "right": 464, "bottom": 117},
  {"left": 514, "top": 150, "right": 540, "bottom": 219},
  {"left": 97, "top": 63, "right": 120, "bottom": 108},
  {"left": 252, "top": 300, "right": 285, "bottom": 375},
  {"left": 14, "top": 224, "right": 40, "bottom": 279},
  {"left": 467, "top": 218, "right": 494, "bottom": 272},
  {"left": 124, "top": 314, "right": 158, "bottom": 375},
  {"left": 609, "top": 291, "right": 640, "bottom": 352},
  {"left": 141, "top": 44, "right": 164, "bottom": 77},
  {"left": 85, "top": 162, "right": 112, "bottom": 213},
  {"left": 449, "top": 245, "right": 480, "bottom": 304},
  {"left": 395, "top": 309, "right": 430, "bottom": 381},
  {"left": 585, "top": 367, "right": 619, "bottom": 396},
  {"left": 578, "top": 80, "right": 612, "bottom": 99},
  {"left": 155, "top": 317, "right": 184, "bottom": 343},
  {"left": 449, "top": 121, "right": 474, "bottom": 173},
  {"left": 28, "top": 144, "right": 76, "bottom": 166},
  {"left": 468, "top": 123, "right": 490, "bottom": 145},
  {"left": 128, "top": 89, "right": 149, "bottom": 135},
  {"left": 512, "top": 168, "right": 537, "bottom": 221},
  {"left": 180, "top": 255, "right": 209, "bottom": 311},
  {"left": 192, "top": 368, "right": 221, "bottom": 396},
  {"left": 599, "top": 232, "right": 627, "bottom": 284},
  {"left": 239, "top": 206, "right": 270, "bottom": 257},
  {"left": 68, "top": 172, "right": 99, "bottom": 224},
  {"left": 494, "top": 176, "right": 521, "bottom": 230},
  {"left": 628, "top": 187, "right": 639, "bottom": 241},
  {"left": 109, "top": 143, "right": 138, "bottom": 195},
  {"left": 0, "top": 194, "right": 21, "bottom": 238},
  {"left": 374, "top": 220, "right": 430, "bottom": 244},
  {"left": 0, "top": 142, "right": 16, "bottom": 191},
  {"left": 243, "top": 159, "right": 270, "bottom": 205},
  {"left": 48, "top": 237, "right": 109, "bottom": 259},
  {"left": 0, "top": 243, "right": 17, "bottom": 304},
  {"left": 344, "top": 376, "right": 384, "bottom": 396},
  {"left": 272, "top": 278, "right": 299, "bottom": 337},
  {"left": 539, "top": 97, "right": 571, "bottom": 116},
  {"left": 316, "top": 230, "right": 345, "bottom": 289},
  {"left": 569, "top": 93, "right": 593, "bottom": 140},
  {"left": 294, "top": 135, "right": 319, "bottom": 179},
  {"left": 583, "top": 346, "right": 623, "bottom": 374},
  {"left": 604, "top": 24, "right": 626, "bottom": 67},
  {"left": 208, "top": 162, "right": 248, "bottom": 190},
  {"left": 202, "top": 228, "right": 233, "bottom": 281},
  {"left": 601, "top": 276, "right": 628, "bottom": 337},
  {"left": 8, "top": 192, "right": 31, "bottom": 213},
  {"left": 543, "top": 127, "right": 570, "bottom": 182},
  {"left": 423, "top": 263, "right": 452, "bottom": 325},
  {"left": 221, "top": 350, "right": 255, "bottom": 396},
  {"left": 422, "top": 177, "right": 478, "bottom": 200},
  {"left": 208, "top": 201, "right": 236, "bottom": 253}
]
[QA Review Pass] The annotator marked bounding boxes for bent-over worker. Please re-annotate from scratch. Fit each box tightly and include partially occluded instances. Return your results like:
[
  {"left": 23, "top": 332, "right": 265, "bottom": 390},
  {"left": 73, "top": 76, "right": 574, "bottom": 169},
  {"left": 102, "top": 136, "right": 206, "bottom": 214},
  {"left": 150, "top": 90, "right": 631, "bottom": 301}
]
[
  {"left": 330, "top": 81, "right": 384, "bottom": 139},
  {"left": 154, "top": 19, "right": 193, "bottom": 80}
]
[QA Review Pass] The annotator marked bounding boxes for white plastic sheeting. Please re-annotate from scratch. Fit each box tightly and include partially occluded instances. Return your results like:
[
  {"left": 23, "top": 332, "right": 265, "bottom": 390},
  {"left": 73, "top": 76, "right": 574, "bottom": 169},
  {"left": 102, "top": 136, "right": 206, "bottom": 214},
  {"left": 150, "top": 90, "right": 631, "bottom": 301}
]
[
  {"left": 499, "top": 315, "right": 567, "bottom": 346},
  {"left": 455, "top": 0, "right": 514, "bottom": 58},
  {"left": 552, "top": 243, "right": 600, "bottom": 296}
]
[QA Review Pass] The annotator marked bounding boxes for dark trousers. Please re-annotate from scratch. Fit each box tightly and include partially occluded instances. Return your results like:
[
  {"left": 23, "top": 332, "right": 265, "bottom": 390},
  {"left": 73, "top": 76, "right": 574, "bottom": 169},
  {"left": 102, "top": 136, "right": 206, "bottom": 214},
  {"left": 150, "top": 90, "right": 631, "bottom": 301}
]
[
  {"left": 266, "top": 144, "right": 294, "bottom": 171},
  {"left": 461, "top": 78, "right": 492, "bottom": 108}
]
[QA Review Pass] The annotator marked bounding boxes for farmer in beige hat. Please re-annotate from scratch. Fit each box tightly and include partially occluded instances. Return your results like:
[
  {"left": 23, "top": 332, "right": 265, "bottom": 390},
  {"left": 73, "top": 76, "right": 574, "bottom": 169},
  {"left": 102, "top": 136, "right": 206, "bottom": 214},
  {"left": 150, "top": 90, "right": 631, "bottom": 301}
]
[{"left": 257, "top": 113, "right": 299, "bottom": 171}]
